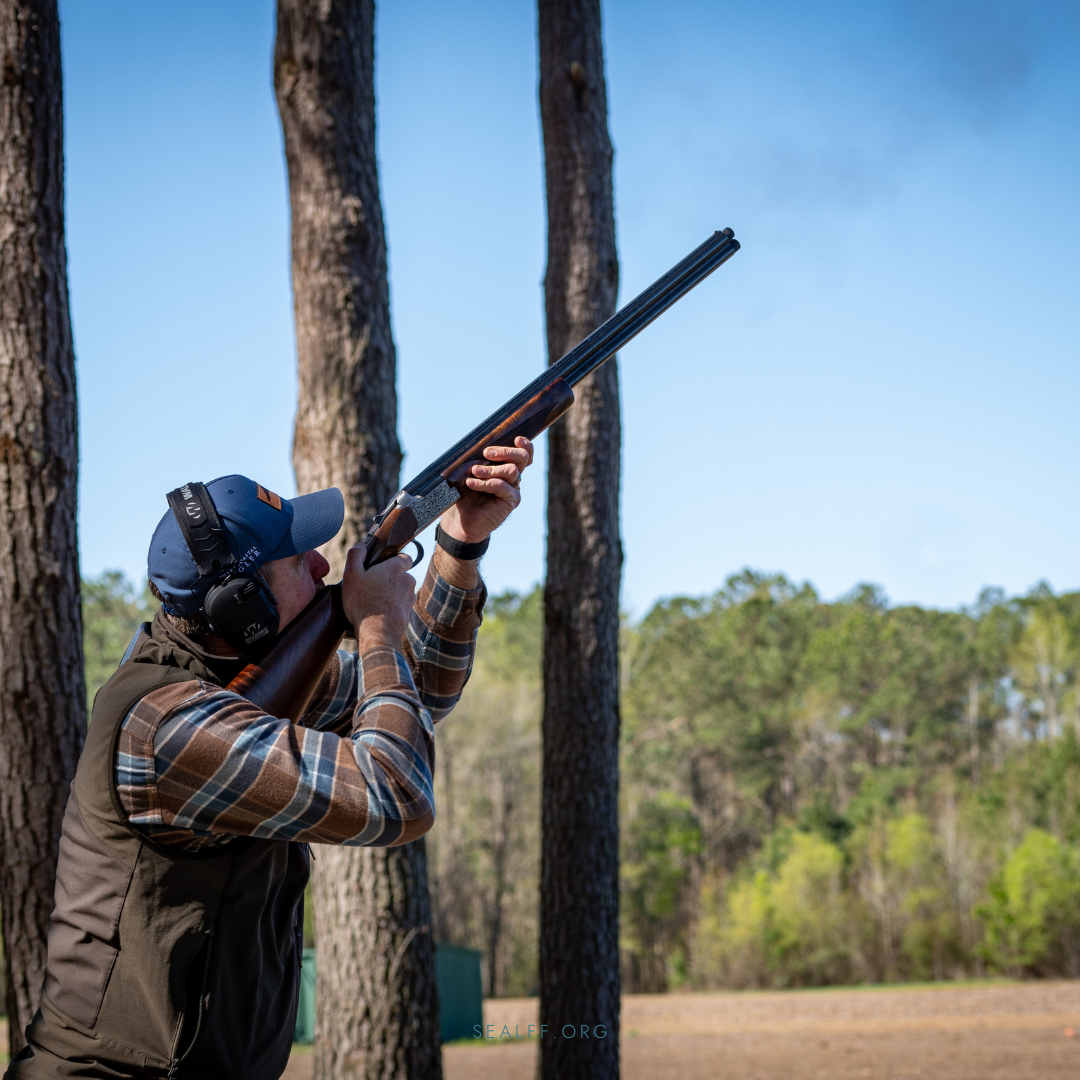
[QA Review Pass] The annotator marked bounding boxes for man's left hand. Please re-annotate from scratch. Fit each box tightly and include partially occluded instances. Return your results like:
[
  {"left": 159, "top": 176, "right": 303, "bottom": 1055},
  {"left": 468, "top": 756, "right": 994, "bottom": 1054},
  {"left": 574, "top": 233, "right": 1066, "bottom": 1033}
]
[{"left": 438, "top": 436, "right": 534, "bottom": 545}]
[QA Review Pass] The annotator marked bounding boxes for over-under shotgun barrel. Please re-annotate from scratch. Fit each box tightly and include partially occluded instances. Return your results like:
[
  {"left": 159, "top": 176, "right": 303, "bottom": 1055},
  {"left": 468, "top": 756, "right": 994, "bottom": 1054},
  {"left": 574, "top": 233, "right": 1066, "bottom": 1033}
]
[
  {"left": 402, "top": 228, "right": 740, "bottom": 501},
  {"left": 360, "top": 227, "right": 741, "bottom": 567}
]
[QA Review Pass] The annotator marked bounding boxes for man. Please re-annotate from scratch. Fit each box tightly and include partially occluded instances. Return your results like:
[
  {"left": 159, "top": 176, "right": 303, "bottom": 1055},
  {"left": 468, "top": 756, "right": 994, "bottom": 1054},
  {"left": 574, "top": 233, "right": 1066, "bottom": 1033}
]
[{"left": 7, "top": 438, "right": 533, "bottom": 1080}]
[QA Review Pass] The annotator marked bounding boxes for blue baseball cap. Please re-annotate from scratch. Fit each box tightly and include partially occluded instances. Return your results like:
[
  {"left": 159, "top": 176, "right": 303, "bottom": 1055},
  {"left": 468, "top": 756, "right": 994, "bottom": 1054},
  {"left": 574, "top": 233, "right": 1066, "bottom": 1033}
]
[{"left": 147, "top": 474, "right": 344, "bottom": 616}]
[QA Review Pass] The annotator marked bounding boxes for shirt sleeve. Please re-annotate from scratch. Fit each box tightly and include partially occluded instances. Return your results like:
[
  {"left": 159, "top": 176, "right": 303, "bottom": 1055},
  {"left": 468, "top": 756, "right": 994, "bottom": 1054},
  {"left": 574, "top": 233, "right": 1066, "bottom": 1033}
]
[
  {"left": 299, "top": 649, "right": 360, "bottom": 735},
  {"left": 404, "top": 559, "right": 487, "bottom": 721},
  {"left": 297, "top": 559, "right": 487, "bottom": 738},
  {"left": 115, "top": 646, "right": 435, "bottom": 849}
]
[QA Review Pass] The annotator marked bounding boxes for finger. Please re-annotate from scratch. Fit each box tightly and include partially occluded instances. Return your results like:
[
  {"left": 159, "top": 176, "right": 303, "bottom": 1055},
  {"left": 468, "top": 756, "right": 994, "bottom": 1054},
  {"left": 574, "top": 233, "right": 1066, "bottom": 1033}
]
[
  {"left": 483, "top": 444, "right": 531, "bottom": 468},
  {"left": 470, "top": 462, "right": 521, "bottom": 484},
  {"left": 465, "top": 476, "right": 522, "bottom": 504},
  {"left": 345, "top": 541, "right": 372, "bottom": 574},
  {"left": 514, "top": 436, "right": 535, "bottom": 466},
  {"left": 367, "top": 549, "right": 414, "bottom": 576}
]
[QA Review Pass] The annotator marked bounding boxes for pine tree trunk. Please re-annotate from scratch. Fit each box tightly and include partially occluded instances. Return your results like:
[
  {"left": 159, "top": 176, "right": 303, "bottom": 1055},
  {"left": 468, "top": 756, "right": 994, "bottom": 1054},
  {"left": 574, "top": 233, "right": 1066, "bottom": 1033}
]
[
  {"left": 313, "top": 841, "right": 440, "bottom": 1080},
  {"left": 274, "top": 3, "right": 442, "bottom": 1077},
  {"left": 0, "top": 0, "right": 85, "bottom": 1058},
  {"left": 537, "top": 1, "right": 622, "bottom": 1077},
  {"left": 274, "top": 0, "right": 401, "bottom": 576}
]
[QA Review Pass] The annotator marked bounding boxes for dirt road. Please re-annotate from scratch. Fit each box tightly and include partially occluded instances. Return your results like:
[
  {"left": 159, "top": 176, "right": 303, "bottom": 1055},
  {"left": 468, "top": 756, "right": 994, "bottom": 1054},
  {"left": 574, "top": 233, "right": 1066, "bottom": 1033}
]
[{"left": 285, "top": 980, "right": 1080, "bottom": 1080}]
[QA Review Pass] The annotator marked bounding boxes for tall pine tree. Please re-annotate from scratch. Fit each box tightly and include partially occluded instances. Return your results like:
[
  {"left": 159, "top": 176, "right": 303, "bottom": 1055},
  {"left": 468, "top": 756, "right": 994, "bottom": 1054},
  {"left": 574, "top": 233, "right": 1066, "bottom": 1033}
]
[
  {"left": 274, "top": 2, "right": 441, "bottom": 1076},
  {"left": 537, "top": 1, "right": 622, "bottom": 1077},
  {"left": 0, "top": 0, "right": 85, "bottom": 1057}
]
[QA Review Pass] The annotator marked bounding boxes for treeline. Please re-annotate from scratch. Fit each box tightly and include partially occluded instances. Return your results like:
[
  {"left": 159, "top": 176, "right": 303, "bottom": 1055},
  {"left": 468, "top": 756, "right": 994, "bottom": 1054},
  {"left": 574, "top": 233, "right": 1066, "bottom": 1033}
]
[
  {"left": 82, "top": 572, "right": 158, "bottom": 708},
  {"left": 78, "top": 569, "right": 1080, "bottom": 998},
  {"left": 428, "top": 571, "right": 1080, "bottom": 996}
]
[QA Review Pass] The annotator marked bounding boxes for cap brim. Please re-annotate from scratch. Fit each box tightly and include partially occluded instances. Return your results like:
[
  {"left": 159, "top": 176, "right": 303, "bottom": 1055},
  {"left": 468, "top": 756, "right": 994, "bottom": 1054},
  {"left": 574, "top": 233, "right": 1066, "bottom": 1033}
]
[{"left": 268, "top": 487, "right": 345, "bottom": 559}]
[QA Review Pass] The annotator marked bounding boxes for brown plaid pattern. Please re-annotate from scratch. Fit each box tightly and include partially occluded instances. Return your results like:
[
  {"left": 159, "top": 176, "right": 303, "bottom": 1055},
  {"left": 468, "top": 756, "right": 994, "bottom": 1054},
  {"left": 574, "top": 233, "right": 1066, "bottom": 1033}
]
[{"left": 115, "top": 562, "right": 486, "bottom": 850}]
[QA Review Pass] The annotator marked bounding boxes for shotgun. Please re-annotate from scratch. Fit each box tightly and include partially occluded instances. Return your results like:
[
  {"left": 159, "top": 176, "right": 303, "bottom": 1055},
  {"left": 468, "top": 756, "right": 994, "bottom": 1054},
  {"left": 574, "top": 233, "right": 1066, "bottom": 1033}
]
[{"left": 228, "top": 227, "right": 741, "bottom": 720}]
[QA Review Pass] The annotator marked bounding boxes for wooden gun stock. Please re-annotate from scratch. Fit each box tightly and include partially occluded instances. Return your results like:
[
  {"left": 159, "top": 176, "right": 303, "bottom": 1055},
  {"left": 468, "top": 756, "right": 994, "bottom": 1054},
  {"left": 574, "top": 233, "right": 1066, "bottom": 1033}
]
[{"left": 227, "top": 584, "right": 350, "bottom": 722}]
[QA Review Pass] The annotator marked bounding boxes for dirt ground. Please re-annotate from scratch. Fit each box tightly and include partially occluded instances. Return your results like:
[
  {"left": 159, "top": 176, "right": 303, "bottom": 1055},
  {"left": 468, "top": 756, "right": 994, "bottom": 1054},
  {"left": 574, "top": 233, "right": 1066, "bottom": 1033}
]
[
  {"left": 283, "top": 980, "right": 1080, "bottom": 1080},
  {"left": 5, "top": 981, "right": 1078, "bottom": 1077}
]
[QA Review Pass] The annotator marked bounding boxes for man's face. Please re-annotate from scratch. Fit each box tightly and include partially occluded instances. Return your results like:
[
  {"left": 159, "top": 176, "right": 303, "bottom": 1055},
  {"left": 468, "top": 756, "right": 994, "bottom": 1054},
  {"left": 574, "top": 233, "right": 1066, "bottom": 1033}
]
[{"left": 261, "top": 549, "right": 332, "bottom": 632}]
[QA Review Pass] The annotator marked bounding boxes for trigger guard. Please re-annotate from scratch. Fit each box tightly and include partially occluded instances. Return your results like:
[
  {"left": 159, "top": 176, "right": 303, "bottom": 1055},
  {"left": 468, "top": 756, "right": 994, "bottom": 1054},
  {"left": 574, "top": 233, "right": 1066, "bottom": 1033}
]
[{"left": 407, "top": 539, "right": 424, "bottom": 567}]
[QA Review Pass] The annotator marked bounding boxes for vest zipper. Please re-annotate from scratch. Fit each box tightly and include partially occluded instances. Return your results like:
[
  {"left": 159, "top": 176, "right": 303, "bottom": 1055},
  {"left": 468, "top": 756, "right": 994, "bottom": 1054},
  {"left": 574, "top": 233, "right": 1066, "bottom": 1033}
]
[
  {"left": 290, "top": 910, "right": 304, "bottom": 1035},
  {"left": 168, "top": 925, "right": 216, "bottom": 1078}
]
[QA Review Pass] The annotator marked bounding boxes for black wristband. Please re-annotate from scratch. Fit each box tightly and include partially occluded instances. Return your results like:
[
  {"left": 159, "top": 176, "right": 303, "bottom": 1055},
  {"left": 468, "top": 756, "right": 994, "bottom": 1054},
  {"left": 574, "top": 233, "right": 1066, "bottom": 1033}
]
[{"left": 435, "top": 524, "right": 489, "bottom": 560}]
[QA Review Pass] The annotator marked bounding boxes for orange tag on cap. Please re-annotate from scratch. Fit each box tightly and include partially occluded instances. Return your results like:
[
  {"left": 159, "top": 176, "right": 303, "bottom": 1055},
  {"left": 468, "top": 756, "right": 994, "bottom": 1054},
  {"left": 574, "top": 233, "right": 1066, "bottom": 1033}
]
[{"left": 256, "top": 484, "right": 282, "bottom": 511}]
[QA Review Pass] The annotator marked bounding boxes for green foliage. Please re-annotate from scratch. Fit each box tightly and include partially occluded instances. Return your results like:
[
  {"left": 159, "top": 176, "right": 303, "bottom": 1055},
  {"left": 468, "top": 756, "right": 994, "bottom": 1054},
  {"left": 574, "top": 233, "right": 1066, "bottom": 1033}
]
[
  {"left": 303, "top": 879, "right": 315, "bottom": 948},
  {"left": 1011, "top": 601, "right": 1076, "bottom": 740},
  {"left": 624, "top": 572, "right": 1080, "bottom": 990},
  {"left": 848, "top": 810, "right": 956, "bottom": 982},
  {"left": 978, "top": 830, "right": 1080, "bottom": 976},
  {"left": 82, "top": 570, "right": 158, "bottom": 712},
  {"left": 623, "top": 571, "right": 820, "bottom": 872},
  {"left": 428, "top": 587, "right": 542, "bottom": 998},
  {"left": 770, "top": 831, "right": 849, "bottom": 982},
  {"left": 696, "top": 831, "right": 852, "bottom": 988},
  {"left": 621, "top": 792, "right": 701, "bottom": 991}
]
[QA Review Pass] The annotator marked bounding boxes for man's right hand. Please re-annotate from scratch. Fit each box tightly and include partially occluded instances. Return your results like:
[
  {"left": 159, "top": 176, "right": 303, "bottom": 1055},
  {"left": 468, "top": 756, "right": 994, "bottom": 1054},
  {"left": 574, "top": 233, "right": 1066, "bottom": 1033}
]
[{"left": 342, "top": 544, "right": 416, "bottom": 652}]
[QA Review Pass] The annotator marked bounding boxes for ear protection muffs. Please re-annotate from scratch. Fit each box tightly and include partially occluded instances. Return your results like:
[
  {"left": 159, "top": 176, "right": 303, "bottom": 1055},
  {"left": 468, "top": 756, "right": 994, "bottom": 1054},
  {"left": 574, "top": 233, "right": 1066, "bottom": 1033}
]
[{"left": 166, "top": 481, "right": 280, "bottom": 649}]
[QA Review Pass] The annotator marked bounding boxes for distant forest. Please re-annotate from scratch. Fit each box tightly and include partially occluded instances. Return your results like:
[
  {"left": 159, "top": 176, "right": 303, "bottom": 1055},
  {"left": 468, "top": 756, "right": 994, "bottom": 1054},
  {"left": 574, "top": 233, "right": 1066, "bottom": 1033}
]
[{"left": 77, "top": 568, "right": 1080, "bottom": 998}]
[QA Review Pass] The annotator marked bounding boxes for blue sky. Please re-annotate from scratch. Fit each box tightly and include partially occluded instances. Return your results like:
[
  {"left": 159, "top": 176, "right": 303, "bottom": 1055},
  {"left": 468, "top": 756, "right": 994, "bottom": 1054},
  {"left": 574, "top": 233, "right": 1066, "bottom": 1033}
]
[{"left": 60, "top": 0, "right": 1079, "bottom": 614}]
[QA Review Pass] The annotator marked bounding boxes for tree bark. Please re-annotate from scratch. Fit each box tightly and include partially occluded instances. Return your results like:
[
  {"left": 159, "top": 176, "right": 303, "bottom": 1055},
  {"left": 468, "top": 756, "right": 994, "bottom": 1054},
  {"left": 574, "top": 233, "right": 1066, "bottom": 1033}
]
[
  {"left": 0, "top": 0, "right": 85, "bottom": 1058},
  {"left": 275, "top": 0, "right": 401, "bottom": 578},
  {"left": 537, "top": 2, "right": 622, "bottom": 1077},
  {"left": 274, "top": 3, "right": 441, "bottom": 1078},
  {"left": 313, "top": 840, "right": 440, "bottom": 1080}
]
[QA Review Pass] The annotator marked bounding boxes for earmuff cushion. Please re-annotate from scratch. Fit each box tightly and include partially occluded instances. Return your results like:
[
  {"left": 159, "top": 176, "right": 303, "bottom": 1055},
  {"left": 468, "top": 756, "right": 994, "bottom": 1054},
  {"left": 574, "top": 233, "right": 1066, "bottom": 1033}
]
[{"left": 204, "top": 576, "right": 279, "bottom": 648}]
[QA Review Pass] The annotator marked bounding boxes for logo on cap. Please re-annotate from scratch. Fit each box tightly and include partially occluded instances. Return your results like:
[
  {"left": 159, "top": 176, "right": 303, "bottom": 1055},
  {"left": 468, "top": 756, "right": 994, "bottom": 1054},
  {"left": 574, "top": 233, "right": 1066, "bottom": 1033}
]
[
  {"left": 236, "top": 546, "right": 261, "bottom": 575},
  {"left": 256, "top": 484, "right": 282, "bottom": 511}
]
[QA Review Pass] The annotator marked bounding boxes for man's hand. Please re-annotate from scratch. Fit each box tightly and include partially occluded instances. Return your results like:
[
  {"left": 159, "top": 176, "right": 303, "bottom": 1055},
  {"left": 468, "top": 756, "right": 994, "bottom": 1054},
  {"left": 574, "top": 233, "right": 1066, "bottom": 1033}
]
[
  {"left": 342, "top": 543, "right": 416, "bottom": 652},
  {"left": 439, "top": 436, "right": 534, "bottom": 545}
]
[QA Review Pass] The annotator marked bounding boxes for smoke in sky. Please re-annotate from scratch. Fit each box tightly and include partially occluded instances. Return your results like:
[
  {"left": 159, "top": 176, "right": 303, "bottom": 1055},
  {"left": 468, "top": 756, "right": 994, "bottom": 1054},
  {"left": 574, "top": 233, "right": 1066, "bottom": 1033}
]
[
  {"left": 608, "top": 0, "right": 1078, "bottom": 233},
  {"left": 897, "top": 0, "right": 1033, "bottom": 123}
]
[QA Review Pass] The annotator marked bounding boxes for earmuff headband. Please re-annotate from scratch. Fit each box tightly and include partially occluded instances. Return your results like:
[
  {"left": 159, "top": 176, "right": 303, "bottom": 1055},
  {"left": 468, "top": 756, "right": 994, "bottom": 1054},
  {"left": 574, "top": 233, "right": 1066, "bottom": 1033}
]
[{"left": 166, "top": 481, "right": 236, "bottom": 579}]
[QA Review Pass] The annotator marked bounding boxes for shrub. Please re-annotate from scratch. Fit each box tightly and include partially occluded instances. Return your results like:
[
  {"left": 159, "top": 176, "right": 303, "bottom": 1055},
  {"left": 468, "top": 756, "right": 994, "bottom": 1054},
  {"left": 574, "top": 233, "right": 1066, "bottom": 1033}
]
[{"left": 978, "top": 829, "right": 1080, "bottom": 976}]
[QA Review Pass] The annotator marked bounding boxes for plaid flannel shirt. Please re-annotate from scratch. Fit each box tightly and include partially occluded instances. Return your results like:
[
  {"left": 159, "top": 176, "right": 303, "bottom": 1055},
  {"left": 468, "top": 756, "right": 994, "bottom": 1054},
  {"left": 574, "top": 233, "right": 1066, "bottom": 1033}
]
[{"left": 116, "top": 563, "right": 485, "bottom": 851}]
